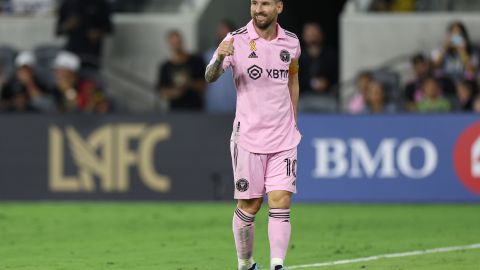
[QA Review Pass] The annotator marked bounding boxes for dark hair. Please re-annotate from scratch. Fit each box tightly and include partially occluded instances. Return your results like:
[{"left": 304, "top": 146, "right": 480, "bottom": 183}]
[
  {"left": 411, "top": 53, "right": 428, "bottom": 65},
  {"left": 357, "top": 70, "right": 373, "bottom": 81},
  {"left": 447, "top": 20, "right": 474, "bottom": 54},
  {"left": 365, "top": 81, "right": 389, "bottom": 108}
]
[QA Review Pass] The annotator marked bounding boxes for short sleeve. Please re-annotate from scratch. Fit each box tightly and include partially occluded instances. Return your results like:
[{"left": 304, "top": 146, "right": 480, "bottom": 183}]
[{"left": 208, "top": 33, "right": 234, "bottom": 70}]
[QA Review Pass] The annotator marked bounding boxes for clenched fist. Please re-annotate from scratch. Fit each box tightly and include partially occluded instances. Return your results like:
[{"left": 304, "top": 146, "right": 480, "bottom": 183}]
[{"left": 217, "top": 37, "right": 234, "bottom": 61}]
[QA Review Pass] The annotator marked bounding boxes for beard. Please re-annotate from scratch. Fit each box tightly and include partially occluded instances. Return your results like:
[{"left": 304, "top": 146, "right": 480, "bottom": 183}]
[{"left": 252, "top": 13, "right": 275, "bottom": 30}]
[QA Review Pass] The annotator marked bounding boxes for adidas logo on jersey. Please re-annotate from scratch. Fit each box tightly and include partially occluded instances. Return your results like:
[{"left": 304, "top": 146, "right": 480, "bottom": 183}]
[{"left": 248, "top": 51, "right": 258, "bottom": 59}]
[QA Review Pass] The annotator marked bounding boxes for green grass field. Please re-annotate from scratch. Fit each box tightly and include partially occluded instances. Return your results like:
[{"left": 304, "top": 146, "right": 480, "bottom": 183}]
[{"left": 0, "top": 203, "right": 479, "bottom": 270}]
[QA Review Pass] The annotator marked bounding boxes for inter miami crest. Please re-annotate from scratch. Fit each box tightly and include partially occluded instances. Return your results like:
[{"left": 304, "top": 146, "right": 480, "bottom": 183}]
[
  {"left": 280, "top": 50, "right": 290, "bottom": 63},
  {"left": 236, "top": 179, "right": 249, "bottom": 192}
]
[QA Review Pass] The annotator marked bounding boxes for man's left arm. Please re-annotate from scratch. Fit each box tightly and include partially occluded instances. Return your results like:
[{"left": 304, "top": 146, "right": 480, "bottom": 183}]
[{"left": 288, "top": 58, "right": 300, "bottom": 121}]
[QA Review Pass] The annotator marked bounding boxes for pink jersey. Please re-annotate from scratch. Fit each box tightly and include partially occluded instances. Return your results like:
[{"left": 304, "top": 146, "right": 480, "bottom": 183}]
[{"left": 209, "top": 20, "right": 302, "bottom": 154}]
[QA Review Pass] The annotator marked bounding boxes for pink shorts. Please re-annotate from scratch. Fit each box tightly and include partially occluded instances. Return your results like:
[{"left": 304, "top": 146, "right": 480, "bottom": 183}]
[{"left": 230, "top": 142, "right": 297, "bottom": 199}]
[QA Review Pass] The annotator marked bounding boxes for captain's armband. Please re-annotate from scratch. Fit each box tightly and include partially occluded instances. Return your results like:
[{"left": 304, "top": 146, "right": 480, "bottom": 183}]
[{"left": 289, "top": 59, "right": 299, "bottom": 75}]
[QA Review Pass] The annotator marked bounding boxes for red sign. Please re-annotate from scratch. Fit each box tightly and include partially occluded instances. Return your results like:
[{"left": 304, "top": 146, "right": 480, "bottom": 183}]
[{"left": 453, "top": 122, "right": 480, "bottom": 195}]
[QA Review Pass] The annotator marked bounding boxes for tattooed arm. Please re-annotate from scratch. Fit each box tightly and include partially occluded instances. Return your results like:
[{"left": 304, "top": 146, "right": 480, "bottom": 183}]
[
  {"left": 205, "top": 37, "right": 235, "bottom": 83},
  {"left": 205, "top": 58, "right": 225, "bottom": 83}
]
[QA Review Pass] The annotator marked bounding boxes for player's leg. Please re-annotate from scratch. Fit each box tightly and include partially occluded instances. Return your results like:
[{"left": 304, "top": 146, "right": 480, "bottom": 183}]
[
  {"left": 267, "top": 191, "right": 292, "bottom": 270},
  {"left": 230, "top": 141, "right": 268, "bottom": 270},
  {"left": 233, "top": 198, "right": 263, "bottom": 270},
  {"left": 265, "top": 148, "right": 297, "bottom": 270}
]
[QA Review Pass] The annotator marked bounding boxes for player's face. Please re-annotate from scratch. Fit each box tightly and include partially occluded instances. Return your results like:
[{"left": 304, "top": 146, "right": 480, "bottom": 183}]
[{"left": 251, "top": 0, "right": 283, "bottom": 30}]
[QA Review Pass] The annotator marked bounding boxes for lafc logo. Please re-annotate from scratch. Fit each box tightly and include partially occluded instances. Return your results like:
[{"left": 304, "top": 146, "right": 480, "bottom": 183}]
[{"left": 49, "top": 124, "right": 171, "bottom": 193}]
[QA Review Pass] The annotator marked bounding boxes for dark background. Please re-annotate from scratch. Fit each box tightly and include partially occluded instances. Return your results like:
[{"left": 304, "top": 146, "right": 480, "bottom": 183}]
[{"left": 281, "top": 0, "right": 347, "bottom": 48}]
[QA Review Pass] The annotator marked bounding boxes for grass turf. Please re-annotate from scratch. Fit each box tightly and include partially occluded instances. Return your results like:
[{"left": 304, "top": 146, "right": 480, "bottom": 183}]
[{"left": 0, "top": 203, "right": 479, "bottom": 270}]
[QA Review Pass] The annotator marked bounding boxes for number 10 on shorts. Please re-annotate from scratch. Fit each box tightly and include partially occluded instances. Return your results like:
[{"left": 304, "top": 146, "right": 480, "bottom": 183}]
[{"left": 284, "top": 158, "right": 297, "bottom": 177}]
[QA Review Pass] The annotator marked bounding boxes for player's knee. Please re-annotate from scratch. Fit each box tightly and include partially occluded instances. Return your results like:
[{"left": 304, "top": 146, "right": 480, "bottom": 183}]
[
  {"left": 237, "top": 198, "right": 263, "bottom": 215},
  {"left": 268, "top": 192, "right": 291, "bottom": 209}
]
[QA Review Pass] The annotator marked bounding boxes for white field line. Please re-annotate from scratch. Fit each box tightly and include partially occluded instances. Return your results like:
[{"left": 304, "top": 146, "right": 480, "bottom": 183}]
[{"left": 288, "top": 243, "right": 480, "bottom": 269}]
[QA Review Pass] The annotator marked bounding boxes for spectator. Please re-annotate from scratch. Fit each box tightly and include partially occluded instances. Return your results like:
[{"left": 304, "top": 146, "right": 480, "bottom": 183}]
[
  {"left": 0, "top": 51, "right": 54, "bottom": 112},
  {"left": 203, "top": 20, "right": 237, "bottom": 113},
  {"left": 348, "top": 71, "right": 373, "bottom": 114},
  {"left": 432, "top": 21, "right": 479, "bottom": 81},
  {"left": 51, "top": 51, "right": 110, "bottom": 113},
  {"left": 362, "top": 81, "right": 396, "bottom": 114},
  {"left": 473, "top": 95, "right": 480, "bottom": 113},
  {"left": 454, "top": 79, "right": 477, "bottom": 112},
  {"left": 56, "top": 0, "right": 113, "bottom": 69},
  {"left": 299, "top": 22, "right": 338, "bottom": 96},
  {"left": 157, "top": 30, "right": 206, "bottom": 111},
  {"left": 404, "top": 53, "right": 455, "bottom": 111},
  {"left": 416, "top": 77, "right": 451, "bottom": 113}
]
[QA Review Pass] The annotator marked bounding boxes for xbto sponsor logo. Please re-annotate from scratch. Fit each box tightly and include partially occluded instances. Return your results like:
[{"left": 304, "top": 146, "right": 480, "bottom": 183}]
[
  {"left": 267, "top": 69, "right": 289, "bottom": 79},
  {"left": 247, "top": 65, "right": 262, "bottom": 80},
  {"left": 247, "top": 65, "right": 289, "bottom": 80}
]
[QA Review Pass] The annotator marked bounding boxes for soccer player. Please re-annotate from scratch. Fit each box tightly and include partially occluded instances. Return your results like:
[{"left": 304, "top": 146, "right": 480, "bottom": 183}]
[{"left": 205, "top": 1, "right": 300, "bottom": 269}]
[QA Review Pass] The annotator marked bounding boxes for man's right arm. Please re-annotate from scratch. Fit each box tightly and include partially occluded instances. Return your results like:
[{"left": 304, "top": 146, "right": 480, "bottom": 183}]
[
  {"left": 205, "top": 58, "right": 225, "bottom": 83},
  {"left": 205, "top": 37, "right": 234, "bottom": 83}
]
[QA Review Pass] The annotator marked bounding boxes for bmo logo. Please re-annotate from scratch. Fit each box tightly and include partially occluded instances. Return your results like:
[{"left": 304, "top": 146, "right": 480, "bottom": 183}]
[
  {"left": 453, "top": 122, "right": 480, "bottom": 195},
  {"left": 312, "top": 138, "right": 438, "bottom": 179}
]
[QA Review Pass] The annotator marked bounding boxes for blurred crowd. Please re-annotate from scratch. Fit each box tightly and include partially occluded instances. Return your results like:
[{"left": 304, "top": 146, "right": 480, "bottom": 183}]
[
  {"left": 348, "top": 21, "right": 480, "bottom": 114},
  {"left": 0, "top": 0, "right": 479, "bottom": 114},
  {"left": 0, "top": 0, "right": 112, "bottom": 113},
  {"left": 358, "top": 0, "right": 480, "bottom": 13}
]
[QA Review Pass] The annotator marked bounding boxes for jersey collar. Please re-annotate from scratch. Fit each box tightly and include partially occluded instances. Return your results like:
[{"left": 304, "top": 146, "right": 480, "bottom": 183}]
[{"left": 247, "top": 20, "right": 287, "bottom": 41}]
